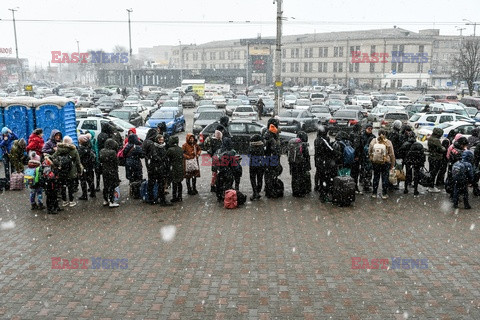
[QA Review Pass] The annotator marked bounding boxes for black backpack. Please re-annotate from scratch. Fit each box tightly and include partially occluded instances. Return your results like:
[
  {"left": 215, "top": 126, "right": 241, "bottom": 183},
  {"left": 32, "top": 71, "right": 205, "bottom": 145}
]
[
  {"left": 406, "top": 142, "right": 425, "bottom": 166},
  {"left": 56, "top": 154, "right": 73, "bottom": 179}
]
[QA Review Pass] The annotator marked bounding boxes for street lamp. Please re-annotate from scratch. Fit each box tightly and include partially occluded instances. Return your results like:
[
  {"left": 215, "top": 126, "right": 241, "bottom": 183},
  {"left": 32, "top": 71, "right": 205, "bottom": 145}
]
[
  {"left": 463, "top": 19, "right": 477, "bottom": 37},
  {"left": 273, "top": 0, "right": 283, "bottom": 116},
  {"left": 9, "top": 7, "right": 22, "bottom": 92},
  {"left": 126, "top": 8, "right": 133, "bottom": 90},
  {"left": 179, "top": 40, "right": 183, "bottom": 84}
]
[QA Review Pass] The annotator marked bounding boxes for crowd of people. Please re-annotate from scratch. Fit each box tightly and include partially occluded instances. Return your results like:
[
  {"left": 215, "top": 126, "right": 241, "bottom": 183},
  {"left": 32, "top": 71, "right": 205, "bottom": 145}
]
[{"left": 1, "top": 115, "right": 479, "bottom": 213}]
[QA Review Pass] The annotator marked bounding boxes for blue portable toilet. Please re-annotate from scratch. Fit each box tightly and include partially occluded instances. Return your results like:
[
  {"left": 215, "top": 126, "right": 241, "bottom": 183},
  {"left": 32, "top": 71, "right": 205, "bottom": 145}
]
[
  {"left": 35, "top": 97, "right": 78, "bottom": 145},
  {"left": 0, "top": 99, "right": 5, "bottom": 160},
  {"left": 2, "top": 97, "right": 36, "bottom": 143}
]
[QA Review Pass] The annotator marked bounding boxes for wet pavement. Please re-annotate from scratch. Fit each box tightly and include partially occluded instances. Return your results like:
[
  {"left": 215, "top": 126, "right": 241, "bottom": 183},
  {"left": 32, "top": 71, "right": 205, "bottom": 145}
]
[{"left": 1, "top": 105, "right": 480, "bottom": 319}]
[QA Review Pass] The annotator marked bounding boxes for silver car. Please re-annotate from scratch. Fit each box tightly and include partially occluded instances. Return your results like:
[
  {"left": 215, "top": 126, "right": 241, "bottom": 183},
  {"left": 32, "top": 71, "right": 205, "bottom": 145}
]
[{"left": 232, "top": 105, "right": 258, "bottom": 121}]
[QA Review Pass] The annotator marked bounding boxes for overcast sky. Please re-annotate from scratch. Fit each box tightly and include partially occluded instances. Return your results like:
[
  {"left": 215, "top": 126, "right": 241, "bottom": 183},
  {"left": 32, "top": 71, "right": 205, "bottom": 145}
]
[{"left": 0, "top": 0, "right": 478, "bottom": 68}]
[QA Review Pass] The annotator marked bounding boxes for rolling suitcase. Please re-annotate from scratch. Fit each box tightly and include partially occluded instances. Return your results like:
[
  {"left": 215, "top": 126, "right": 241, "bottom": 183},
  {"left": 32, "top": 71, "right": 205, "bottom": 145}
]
[
  {"left": 9, "top": 173, "right": 24, "bottom": 191},
  {"left": 141, "top": 180, "right": 159, "bottom": 203},
  {"left": 332, "top": 175, "right": 356, "bottom": 206}
]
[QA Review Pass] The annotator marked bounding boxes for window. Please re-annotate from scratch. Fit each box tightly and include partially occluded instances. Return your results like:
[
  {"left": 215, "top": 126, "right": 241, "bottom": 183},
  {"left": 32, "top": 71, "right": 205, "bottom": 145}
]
[
  {"left": 371, "top": 45, "right": 376, "bottom": 54},
  {"left": 392, "top": 45, "right": 398, "bottom": 52},
  {"left": 419, "top": 45, "right": 424, "bottom": 53},
  {"left": 247, "top": 124, "right": 262, "bottom": 133},
  {"left": 304, "top": 62, "right": 308, "bottom": 72},
  {"left": 323, "top": 62, "right": 328, "bottom": 72},
  {"left": 338, "top": 62, "right": 343, "bottom": 72},
  {"left": 81, "top": 120, "right": 98, "bottom": 130},
  {"left": 282, "top": 63, "right": 286, "bottom": 72},
  {"left": 319, "top": 47, "right": 323, "bottom": 57},
  {"left": 355, "top": 63, "right": 359, "bottom": 73},
  {"left": 349, "top": 63, "right": 353, "bottom": 72},
  {"left": 219, "top": 52, "right": 225, "bottom": 60},
  {"left": 334, "top": 47, "right": 339, "bottom": 57},
  {"left": 295, "top": 63, "right": 299, "bottom": 72},
  {"left": 426, "top": 116, "right": 437, "bottom": 122},
  {"left": 290, "top": 63, "right": 295, "bottom": 72},
  {"left": 439, "top": 115, "right": 453, "bottom": 123},
  {"left": 210, "top": 52, "right": 216, "bottom": 60},
  {"left": 282, "top": 49, "right": 286, "bottom": 58},
  {"left": 291, "top": 49, "right": 295, "bottom": 58},
  {"left": 339, "top": 47, "right": 344, "bottom": 57},
  {"left": 398, "top": 63, "right": 404, "bottom": 73},
  {"left": 309, "top": 62, "right": 313, "bottom": 72},
  {"left": 229, "top": 123, "right": 245, "bottom": 133},
  {"left": 318, "top": 62, "right": 323, "bottom": 72},
  {"left": 324, "top": 48, "right": 328, "bottom": 57},
  {"left": 333, "top": 62, "right": 338, "bottom": 72},
  {"left": 370, "top": 63, "right": 375, "bottom": 73},
  {"left": 305, "top": 48, "right": 309, "bottom": 58},
  {"left": 295, "top": 48, "right": 299, "bottom": 58},
  {"left": 391, "top": 62, "right": 397, "bottom": 72}
]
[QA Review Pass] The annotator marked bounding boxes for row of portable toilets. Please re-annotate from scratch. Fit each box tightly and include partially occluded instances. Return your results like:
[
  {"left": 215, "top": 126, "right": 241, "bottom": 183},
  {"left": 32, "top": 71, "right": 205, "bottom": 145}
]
[{"left": 0, "top": 97, "right": 78, "bottom": 160}]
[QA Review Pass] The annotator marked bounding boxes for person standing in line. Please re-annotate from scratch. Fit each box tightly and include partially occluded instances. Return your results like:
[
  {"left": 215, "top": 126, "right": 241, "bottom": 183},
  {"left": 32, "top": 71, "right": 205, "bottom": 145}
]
[{"left": 369, "top": 129, "right": 395, "bottom": 199}]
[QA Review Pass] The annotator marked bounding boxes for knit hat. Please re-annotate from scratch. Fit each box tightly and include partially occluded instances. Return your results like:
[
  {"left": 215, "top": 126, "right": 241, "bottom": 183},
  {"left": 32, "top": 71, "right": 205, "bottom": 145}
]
[
  {"left": 454, "top": 133, "right": 463, "bottom": 141},
  {"left": 78, "top": 134, "right": 89, "bottom": 145},
  {"left": 33, "top": 128, "right": 43, "bottom": 135},
  {"left": 1, "top": 127, "right": 8, "bottom": 135},
  {"left": 365, "top": 123, "right": 373, "bottom": 129},
  {"left": 214, "top": 130, "right": 223, "bottom": 140},
  {"left": 63, "top": 136, "right": 73, "bottom": 144},
  {"left": 29, "top": 151, "right": 40, "bottom": 162}
]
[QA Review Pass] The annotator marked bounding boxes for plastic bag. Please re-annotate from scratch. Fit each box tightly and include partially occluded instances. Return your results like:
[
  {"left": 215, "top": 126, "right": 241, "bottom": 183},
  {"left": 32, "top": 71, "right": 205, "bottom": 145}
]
[
  {"left": 389, "top": 168, "right": 397, "bottom": 185},
  {"left": 114, "top": 186, "right": 120, "bottom": 202}
]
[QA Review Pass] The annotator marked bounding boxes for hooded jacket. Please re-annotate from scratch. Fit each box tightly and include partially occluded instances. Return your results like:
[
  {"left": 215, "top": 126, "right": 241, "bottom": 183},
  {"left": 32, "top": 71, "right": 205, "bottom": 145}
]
[
  {"left": 248, "top": 134, "right": 265, "bottom": 167},
  {"left": 9, "top": 139, "right": 27, "bottom": 172},
  {"left": 314, "top": 128, "right": 338, "bottom": 171},
  {"left": 124, "top": 128, "right": 137, "bottom": 145},
  {"left": 99, "top": 139, "right": 120, "bottom": 186},
  {"left": 263, "top": 121, "right": 281, "bottom": 158},
  {"left": 124, "top": 134, "right": 144, "bottom": 181},
  {"left": 0, "top": 131, "right": 18, "bottom": 154},
  {"left": 166, "top": 136, "right": 185, "bottom": 183},
  {"left": 427, "top": 127, "right": 446, "bottom": 161},
  {"left": 26, "top": 132, "right": 45, "bottom": 157},
  {"left": 98, "top": 123, "right": 122, "bottom": 152},
  {"left": 51, "top": 142, "right": 83, "bottom": 179},
  {"left": 142, "top": 128, "right": 159, "bottom": 172},
  {"left": 41, "top": 129, "right": 62, "bottom": 155},
  {"left": 453, "top": 150, "right": 474, "bottom": 184}
]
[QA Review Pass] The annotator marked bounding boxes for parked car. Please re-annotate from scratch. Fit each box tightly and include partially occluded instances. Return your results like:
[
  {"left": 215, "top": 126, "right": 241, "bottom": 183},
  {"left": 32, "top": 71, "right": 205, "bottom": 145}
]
[
  {"left": 198, "top": 120, "right": 296, "bottom": 154},
  {"left": 341, "top": 105, "right": 368, "bottom": 117},
  {"left": 310, "top": 92, "right": 326, "bottom": 104},
  {"left": 405, "top": 104, "right": 427, "bottom": 117},
  {"left": 139, "top": 100, "right": 158, "bottom": 116},
  {"left": 232, "top": 105, "right": 259, "bottom": 121},
  {"left": 326, "top": 99, "right": 346, "bottom": 113},
  {"left": 367, "top": 106, "right": 405, "bottom": 123},
  {"left": 198, "top": 99, "right": 213, "bottom": 107},
  {"left": 262, "top": 98, "right": 275, "bottom": 116},
  {"left": 380, "top": 111, "right": 409, "bottom": 129},
  {"left": 235, "top": 95, "right": 250, "bottom": 105},
  {"left": 225, "top": 99, "right": 243, "bottom": 116},
  {"left": 75, "top": 96, "right": 93, "bottom": 108},
  {"left": 181, "top": 95, "right": 196, "bottom": 108},
  {"left": 428, "top": 103, "right": 470, "bottom": 118},
  {"left": 278, "top": 109, "right": 318, "bottom": 133},
  {"left": 328, "top": 109, "right": 367, "bottom": 135},
  {"left": 122, "top": 105, "right": 150, "bottom": 121},
  {"left": 416, "top": 121, "right": 480, "bottom": 149},
  {"left": 156, "top": 95, "right": 170, "bottom": 106},
  {"left": 109, "top": 108, "right": 144, "bottom": 127},
  {"left": 97, "top": 99, "right": 121, "bottom": 113},
  {"left": 75, "top": 107, "right": 103, "bottom": 118},
  {"left": 210, "top": 95, "right": 226, "bottom": 108},
  {"left": 294, "top": 99, "right": 312, "bottom": 110},
  {"left": 397, "top": 96, "right": 412, "bottom": 106},
  {"left": 76, "top": 116, "right": 129, "bottom": 139},
  {"left": 408, "top": 112, "right": 474, "bottom": 132},
  {"left": 460, "top": 96, "right": 480, "bottom": 110},
  {"left": 145, "top": 108, "right": 185, "bottom": 135},
  {"left": 194, "top": 105, "right": 217, "bottom": 121},
  {"left": 193, "top": 110, "right": 226, "bottom": 135},
  {"left": 310, "top": 105, "right": 332, "bottom": 124},
  {"left": 352, "top": 95, "right": 372, "bottom": 108},
  {"left": 283, "top": 94, "right": 297, "bottom": 109},
  {"left": 415, "top": 95, "right": 436, "bottom": 104}
]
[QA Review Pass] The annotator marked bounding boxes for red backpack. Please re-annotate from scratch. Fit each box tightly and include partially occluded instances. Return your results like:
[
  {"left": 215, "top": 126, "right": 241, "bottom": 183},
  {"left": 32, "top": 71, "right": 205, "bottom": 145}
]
[{"left": 224, "top": 189, "right": 238, "bottom": 209}]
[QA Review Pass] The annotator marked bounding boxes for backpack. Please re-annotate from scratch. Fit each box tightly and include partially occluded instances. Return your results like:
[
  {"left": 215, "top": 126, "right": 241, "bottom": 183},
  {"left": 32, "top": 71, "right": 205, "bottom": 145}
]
[
  {"left": 79, "top": 146, "right": 96, "bottom": 168},
  {"left": 339, "top": 141, "right": 355, "bottom": 166},
  {"left": 224, "top": 189, "right": 238, "bottom": 209},
  {"left": 452, "top": 161, "right": 466, "bottom": 182},
  {"left": 406, "top": 142, "right": 425, "bottom": 166},
  {"left": 24, "top": 167, "right": 36, "bottom": 187},
  {"left": 371, "top": 140, "right": 387, "bottom": 164},
  {"left": 288, "top": 138, "right": 303, "bottom": 165},
  {"left": 56, "top": 154, "right": 73, "bottom": 179}
]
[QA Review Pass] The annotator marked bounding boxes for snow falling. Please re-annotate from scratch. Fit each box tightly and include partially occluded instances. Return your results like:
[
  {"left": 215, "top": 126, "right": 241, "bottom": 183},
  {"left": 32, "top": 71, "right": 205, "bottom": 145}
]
[{"left": 160, "top": 225, "right": 177, "bottom": 242}]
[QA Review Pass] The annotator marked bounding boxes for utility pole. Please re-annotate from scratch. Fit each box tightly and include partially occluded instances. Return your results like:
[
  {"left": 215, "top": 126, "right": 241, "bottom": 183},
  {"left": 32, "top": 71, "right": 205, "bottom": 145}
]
[
  {"left": 179, "top": 40, "right": 183, "bottom": 85},
  {"left": 346, "top": 37, "right": 349, "bottom": 92},
  {"left": 274, "top": 0, "right": 283, "bottom": 116},
  {"left": 9, "top": 8, "right": 22, "bottom": 92},
  {"left": 127, "top": 8, "right": 133, "bottom": 91},
  {"left": 463, "top": 19, "right": 477, "bottom": 37}
]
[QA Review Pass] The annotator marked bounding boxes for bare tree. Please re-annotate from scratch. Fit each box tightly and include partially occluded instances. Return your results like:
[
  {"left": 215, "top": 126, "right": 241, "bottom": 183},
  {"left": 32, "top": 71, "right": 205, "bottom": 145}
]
[{"left": 454, "top": 39, "right": 480, "bottom": 96}]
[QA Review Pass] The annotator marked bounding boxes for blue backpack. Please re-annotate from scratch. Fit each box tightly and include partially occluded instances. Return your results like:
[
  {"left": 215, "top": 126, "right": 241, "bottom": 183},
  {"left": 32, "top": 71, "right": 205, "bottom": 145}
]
[
  {"left": 452, "top": 161, "right": 466, "bottom": 182},
  {"left": 339, "top": 141, "right": 355, "bottom": 166}
]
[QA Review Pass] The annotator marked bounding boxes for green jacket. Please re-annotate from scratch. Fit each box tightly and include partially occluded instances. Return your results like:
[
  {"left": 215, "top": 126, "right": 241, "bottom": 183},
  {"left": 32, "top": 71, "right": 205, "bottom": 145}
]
[
  {"left": 51, "top": 143, "right": 83, "bottom": 179},
  {"left": 427, "top": 128, "right": 445, "bottom": 161},
  {"left": 9, "top": 139, "right": 27, "bottom": 173}
]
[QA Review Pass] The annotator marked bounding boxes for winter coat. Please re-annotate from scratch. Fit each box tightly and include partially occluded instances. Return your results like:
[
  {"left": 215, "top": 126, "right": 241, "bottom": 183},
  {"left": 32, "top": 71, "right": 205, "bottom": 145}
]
[
  {"left": 9, "top": 139, "right": 27, "bottom": 172},
  {"left": 98, "top": 123, "right": 122, "bottom": 152},
  {"left": 51, "top": 143, "right": 83, "bottom": 179},
  {"left": 467, "top": 128, "right": 480, "bottom": 148},
  {"left": 387, "top": 128, "right": 402, "bottom": 158},
  {"left": 124, "top": 128, "right": 137, "bottom": 145},
  {"left": 214, "top": 138, "right": 238, "bottom": 182},
  {"left": 453, "top": 151, "right": 475, "bottom": 185},
  {"left": 369, "top": 137, "right": 396, "bottom": 167},
  {"left": 427, "top": 128, "right": 446, "bottom": 161},
  {"left": 42, "top": 129, "right": 62, "bottom": 155},
  {"left": 404, "top": 142, "right": 426, "bottom": 167},
  {"left": 360, "top": 131, "right": 376, "bottom": 163},
  {"left": 249, "top": 140, "right": 266, "bottom": 168},
  {"left": 314, "top": 132, "right": 338, "bottom": 173},
  {"left": 78, "top": 143, "right": 96, "bottom": 173},
  {"left": 182, "top": 133, "right": 201, "bottom": 178},
  {"left": 26, "top": 133, "right": 45, "bottom": 157},
  {"left": 87, "top": 130, "right": 99, "bottom": 165},
  {"left": 124, "top": 134, "right": 144, "bottom": 181},
  {"left": 0, "top": 132, "right": 18, "bottom": 154},
  {"left": 142, "top": 128, "right": 159, "bottom": 173},
  {"left": 166, "top": 136, "right": 184, "bottom": 183},
  {"left": 99, "top": 139, "right": 120, "bottom": 186}
]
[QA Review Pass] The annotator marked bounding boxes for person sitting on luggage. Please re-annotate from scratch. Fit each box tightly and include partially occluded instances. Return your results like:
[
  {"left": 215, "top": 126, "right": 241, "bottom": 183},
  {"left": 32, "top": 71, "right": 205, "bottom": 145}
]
[
  {"left": 452, "top": 150, "right": 474, "bottom": 209},
  {"left": 288, "top": 131, "right": 311, "bottom": 198},
  {"left": 99, "top": 138, "right": 120, "bottom": 208},
  {"left": 166, "top": 136, "right": 184, "bottom": 203},
  {"left": 314, "top": 126, "right": 338, "bottom": 203},
  {"left": 248, "top": 134, "right": 265, "bottom": 201},
  {"left": 368, "top": 129, "right": 395, "bottom": 199},
  {"left": 124, "top": 134, "right": 144, "bottom": 200},
  {"left": 214, "top": 137, "right": 237, "bottom": 203},
  {"left": 403, "top": 138, "right": 426, "bottom": 196}
]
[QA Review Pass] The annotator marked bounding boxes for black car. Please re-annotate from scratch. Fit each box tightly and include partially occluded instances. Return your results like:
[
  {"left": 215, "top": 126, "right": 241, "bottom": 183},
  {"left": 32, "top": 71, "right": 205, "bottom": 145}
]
[
  {"left": 97, "top": 99, "right": 122, "bottom": 113},
  {"left": 278, "top": 109, "right": 318, "bottom": 133},
  {"left": 248, "top": 95, "right": 259, "bottom": 105},
  {"left": 327, "top": 109, "right": 367, "bottom": 135},
  {"left": 198, "top": 120, "right": 296, "bottom": 154},
  {"left": 109, "top": 108, "right": 143, "bottom": 127}
]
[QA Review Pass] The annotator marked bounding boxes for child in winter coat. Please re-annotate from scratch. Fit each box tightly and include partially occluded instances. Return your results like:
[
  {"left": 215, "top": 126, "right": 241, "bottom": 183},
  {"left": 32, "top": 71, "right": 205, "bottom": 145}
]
[
  {"left": 42, "top": 156, "right": 61, "bottom": 214},
  {"left": 24, "top": 152, "right": 44, "bottom": 210},
  {"left": 78, "top": 134, "right": 96, "bottom": 200},
  {"left": 452, "top": 150, "right": 474, "bottom": 209},
  {"left": 26, "top": 128, "right": 45, "bottom": 157}
]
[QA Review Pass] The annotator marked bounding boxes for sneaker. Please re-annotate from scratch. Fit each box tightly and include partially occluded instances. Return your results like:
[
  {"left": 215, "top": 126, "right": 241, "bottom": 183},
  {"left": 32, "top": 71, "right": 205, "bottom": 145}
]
[
  {"left": 103, "top": 200, "right": 109, "bottom": 206},
  {"left": 78, "top": 195, "right": 88, "bottom": 200},
  {"left": 371, "top": 194, "right": 377, "bottom": 198},
  {"left": 62, "top": 201, "right": 70, "bottom": 207},
  {"left": 31, "top": 203, "right": 38, "bottom": 210},
  {"left": 69, "top": 201, "right": 77, "bottom": 207},
  {"left": 109, "top": 202, "right": 119, "bottom": 208},
  {"left": 430, "top": 187, "right": 441, "bottom": 193},
  {"left": 37, "top": 204, "right": 45, "bottom": 210},
  {"left": 381, "top": 194, "right": 389, "bottom": 199},
  {"left": 414, "top": 191, "right": 420, "bottom": 196}
]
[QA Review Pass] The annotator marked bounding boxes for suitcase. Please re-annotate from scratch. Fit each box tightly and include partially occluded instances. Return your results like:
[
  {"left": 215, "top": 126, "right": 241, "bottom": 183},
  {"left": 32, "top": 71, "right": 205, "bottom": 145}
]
[
  {"left": 332, "top": 175, "right": 356, "bottom": 206},
  {"left": 9, "top": 173, "right": 25, "bottom": 191},
  {"left": 0, "top": 178, "right": 9, "bottom": 191},
  {"left": 305, "top": 171, "right": 312, "bottom": 193},
  {"left": 129, "top": 181, "right": 142, "bottom": 199},
  {"left": 275, "top": 178, "right": 284, "bottom": 198},
  {"left": 141, "top": 180, "right": 159, "bottom": 202}
]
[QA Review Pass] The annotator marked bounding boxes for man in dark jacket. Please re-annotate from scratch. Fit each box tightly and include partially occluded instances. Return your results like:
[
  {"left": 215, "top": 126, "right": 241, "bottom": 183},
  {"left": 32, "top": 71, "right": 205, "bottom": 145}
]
[
  {"left": 256, "top": 98, "right": 264, "bottom": 120},
  {"left": 314, "top": 126, "right": 339, "bottom": 202},
  {"left": 248, "top": 134, "right": 265, "bottom": 200},
  {"left": 403, "top": 139, "right": 426, "bottom": 196},
  {"left": 41, "top": 129, "right": 62, "bottom": 156},
  {"left": 145, "top": 134, "right": 172, "bottom": 206},
  {"left": 98, "top": 122, "right": 122, "bottom": 152},
  {"left": 360, "top": 124, "right": 375, "bottom": 192},
  {"left": 452, "top": 150, "right": 474, "bottom": 209},
  {"left": 263, "top": 118, "right": 282, "bottom": 198},
  {"left": 427, "top": 127, "right": 445, "bottom": 193},
  {"left": 289, "top": 131, "right": 311, "bottom": 197},
  {"left": 157, "top": 122, "right": 170, "bottom": 145},
  {"left": 99, "top": 139, "right": 120, "bottom": 207},
  {"left": 124, "top": 134, "right": 144, "bottom": 199},
  {"left": 388, "top": 120, "right": 403, "bottom": 159},
  {"left": 350, "top": 124, "right": 363, "bottom": 193},
  {"left": 166, "top": 136, "right": 184, "bottom": 203},
  {"left": 78, "top": 134, "right": 96, "bottom": 200},
  {"left": 217, "top": 116, "right": 232, "bottom": 138}
]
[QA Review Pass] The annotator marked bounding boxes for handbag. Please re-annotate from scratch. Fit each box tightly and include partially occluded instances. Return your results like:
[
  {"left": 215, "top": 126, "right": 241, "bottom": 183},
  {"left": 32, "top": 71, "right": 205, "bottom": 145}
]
[
  {"left": 395, "top": 169, "right": 406, "bottom": 181},
  {"left": 185, "top": 146, "right": 199, "bottom": 173},
  {"left": 389, "top": 168, "right": 398, "bottom": 185},
  {"left": 114, "top": 186, "right": 120, "bottom": 202},
  {"left": 419, "top": 167, "right": 430, "bottom": 187}
]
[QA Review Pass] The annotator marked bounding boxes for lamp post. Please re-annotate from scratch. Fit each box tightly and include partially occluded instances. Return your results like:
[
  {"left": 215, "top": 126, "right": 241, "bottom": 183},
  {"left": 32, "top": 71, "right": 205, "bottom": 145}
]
[
  {"left": 179, "top": 40, "right": 183, "bottom": 85},
  {"left": 463, "top": 19, "right": 477, "bottom": 37},
  {"left": 9, "top": 8, "right": 22, "bottom": 92},
  {"left": 455, "top": 26, "right": 466, "bottom": 36},
  {"left": 126, "top": 8, "right": 133, "bottom": 90},
  {"left": 273, "top": 0, "right": 283, "bottom": 116}
]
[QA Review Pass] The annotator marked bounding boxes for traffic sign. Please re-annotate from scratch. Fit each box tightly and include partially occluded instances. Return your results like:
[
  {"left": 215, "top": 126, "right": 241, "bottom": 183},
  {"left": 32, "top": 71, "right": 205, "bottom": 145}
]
[
  {"left": 275, "top": 81, "right": 283, "bottom": 87},
  {"left": 24, "top": 85, "right": 33, "bottom": 91}
]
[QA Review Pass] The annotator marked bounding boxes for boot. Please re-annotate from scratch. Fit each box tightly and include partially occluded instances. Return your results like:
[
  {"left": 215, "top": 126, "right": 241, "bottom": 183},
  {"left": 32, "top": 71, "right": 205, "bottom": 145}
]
[
  {"left": 79, "top": 193, "right": 88, "bottom": 201},
  {"left": 31, "top": 203, "right": 38, "bottom": 210},
  {"left": 192, "top": 179, "right": 198, "bottom": 195},
  {"left": 210, "top": 185, "right": 216, "bottom": 192},
  {"left": 37, "top": 203, "right": 45, "bottom": 210},
  {"left": 186, "top": 179, "right": 194, "bottom": 195},
  {"left": 250, "top": 192, "right": 258, "bottom": 201},
  {"left": 234, "top": 182, "right": 240, "bottom": 191}
]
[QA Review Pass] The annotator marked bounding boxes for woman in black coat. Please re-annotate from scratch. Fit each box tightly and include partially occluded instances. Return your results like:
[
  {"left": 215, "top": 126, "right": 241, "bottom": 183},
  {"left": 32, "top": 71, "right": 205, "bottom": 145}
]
[
  {"left": 124, "top": 134, "right": 144, "bottom": 198},
  {"left": 99, "top": 139, "right": 120, "bottom": 207}
]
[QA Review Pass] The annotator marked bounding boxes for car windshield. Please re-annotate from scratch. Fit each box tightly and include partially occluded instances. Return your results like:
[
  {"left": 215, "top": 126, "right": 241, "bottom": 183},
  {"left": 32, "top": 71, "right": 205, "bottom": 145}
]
[
  {"left": 140, "top": 101, "right": 151, "bottom": 106},
  {"left": 410, "top": 114, "right": 422, "bottom": 122},
  {"left": 152, "top": 111, "right": 174, "bottom": 119},
  {"left": 285, "top": 95, "right": 296, "bottom": 100},
  {"left": 280, "top": 111, "right": 300, "bottom": 117},
  {"left": 197, "top": 112, "right": 223, "bottom": 120},
  {"left": 197, "top": 106, "right": 216, "bottom": 112},
  {"left": 109, "top": 111, "right": 130, "bottom": 119},
  {"left": 437, "top": 123, "right": 454, "bottom": 129},
  {"left": 311, "top": 94, "right": 324, "bottom": 98},
  {"left": 227, "top": 99, "right": 242, "bottom": 105},
  {"left": 384, "top": 113, "right": 409, "bottom": 120},
  {"left": 199, "top": 100, "right": 213, "bottom": 105},
  {"left": 235, "top": 107, "right": 254, "bottom": 112},
  {"left": 329, "top": 100, "right": 343, "bottom": 105},
  {"left": 311, "top": 107, "right": 330, "bottom": 113},
  {"left": 357, "top": 96, "right": 370, "bottom": 100},
  {"left": 163, "top": 101, "right": 178, "bottom": 107},
  {"left": 334, "top": 111, "right": 357, "bottom": 118}
]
